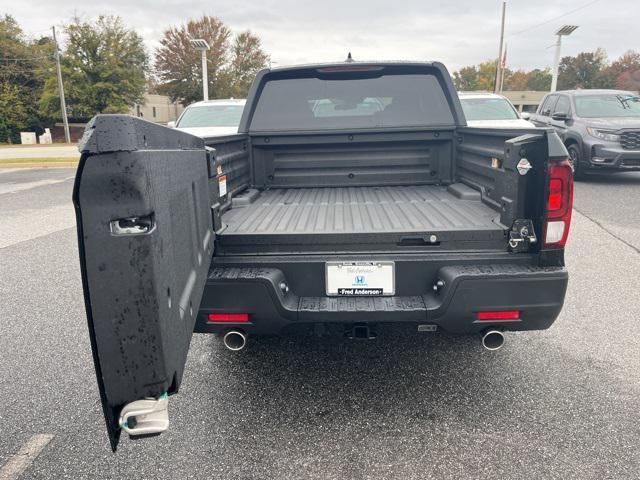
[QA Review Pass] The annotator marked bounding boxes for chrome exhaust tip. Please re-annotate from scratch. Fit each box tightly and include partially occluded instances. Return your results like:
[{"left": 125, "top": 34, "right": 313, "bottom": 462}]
[
  {"left": 481, "top": 329, "right": 505, "bottom": 351},
  {"left": 223, "top": 330, "right": 247, "bottom": 351}
]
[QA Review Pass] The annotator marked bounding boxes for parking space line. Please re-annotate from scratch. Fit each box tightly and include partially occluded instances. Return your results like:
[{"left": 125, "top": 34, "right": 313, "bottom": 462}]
[
  {"left": 0, "top": 434, "right": 54, "bottom": 480},
  {"left": 0, "top": 176, "right": 76, "bottom": 195}
]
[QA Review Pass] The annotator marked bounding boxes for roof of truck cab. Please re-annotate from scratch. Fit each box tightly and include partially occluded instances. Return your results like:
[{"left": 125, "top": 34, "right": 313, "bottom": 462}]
[
  {"left": 240, "top": 61, "right": 466, "bottom": 131},
  {"left": 266, "top": 60, "right": 439, "bottom": 72}
]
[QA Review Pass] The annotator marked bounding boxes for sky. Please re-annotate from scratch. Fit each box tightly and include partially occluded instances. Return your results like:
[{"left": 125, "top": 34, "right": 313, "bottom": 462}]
[{"left": 3, "top": 0, "right": 638, "bottom": 73}]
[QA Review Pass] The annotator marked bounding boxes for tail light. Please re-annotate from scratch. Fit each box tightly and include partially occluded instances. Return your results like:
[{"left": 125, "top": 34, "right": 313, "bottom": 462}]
[
  {"left": 543, "top": 159, "right": 573, "bottom": 248},
  {"left": 207, "top": 313, "right": 249, "bottom": 323},
  {"left": 476, "top": 310, "right": 521, "bottom": 321}
]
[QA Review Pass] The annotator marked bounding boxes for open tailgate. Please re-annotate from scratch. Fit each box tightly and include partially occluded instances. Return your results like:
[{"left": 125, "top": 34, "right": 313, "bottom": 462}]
[{"left": 73, "top": 115, "right": 214, "bottom": 450}]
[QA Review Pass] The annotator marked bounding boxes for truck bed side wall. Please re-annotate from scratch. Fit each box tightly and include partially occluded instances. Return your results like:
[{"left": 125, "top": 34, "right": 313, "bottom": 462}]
[
  {"left": 455, "top": 127, "right": 548, "bottom": 235},
  {"left": 204, "top": 134, "right": 251, "bottom": 197}
]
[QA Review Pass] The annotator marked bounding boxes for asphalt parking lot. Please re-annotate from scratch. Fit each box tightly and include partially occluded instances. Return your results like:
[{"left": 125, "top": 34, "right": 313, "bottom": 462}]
[{"left": 0, "top": 167, "right": 639, "bottom": 479}]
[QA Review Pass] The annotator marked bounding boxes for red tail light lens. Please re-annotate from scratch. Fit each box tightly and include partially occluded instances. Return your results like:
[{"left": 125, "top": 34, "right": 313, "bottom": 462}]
[
  {"left": 476, "top": 310, "right": 520, "bottom": 321},
  {"left": 207, "top": 313, "right": 249, "bottom": 323},
  {"left": 547, "top": 178, "right": 563, "bottom": 212},
  {"left": 544, "top": 159, "right": 573, "bottom": 248}
]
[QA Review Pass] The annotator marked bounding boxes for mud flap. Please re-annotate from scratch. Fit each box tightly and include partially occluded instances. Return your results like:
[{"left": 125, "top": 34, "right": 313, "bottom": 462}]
[{"left": 73, "top": 115, "right": 214, "bottom": 450}]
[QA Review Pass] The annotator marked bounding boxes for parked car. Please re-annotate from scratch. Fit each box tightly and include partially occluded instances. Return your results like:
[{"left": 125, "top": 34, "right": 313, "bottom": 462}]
[
  {"left": 73, "top": 61, "right": 572, "bottom": 449},
  {"left": 528, "top": 90, "right": 640, "bottom": 178},
  {"left": 458, "top": 92, "right": 536, "bottom": 128},
  {"left": 169, "top": 99, "right": 246, "bottom": 137}
]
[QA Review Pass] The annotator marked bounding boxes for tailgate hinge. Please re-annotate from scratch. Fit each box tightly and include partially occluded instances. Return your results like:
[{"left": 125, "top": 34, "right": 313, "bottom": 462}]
[
  {"left": 119, "top": 393, "right": 169, "bottom": 438},
  {"left": 508, "top": 219, "right": 537, "bottom": 253}
]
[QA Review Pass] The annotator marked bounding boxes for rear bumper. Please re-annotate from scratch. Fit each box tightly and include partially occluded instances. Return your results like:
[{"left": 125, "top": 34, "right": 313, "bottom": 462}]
[{"left": 195, "top": 258, "right": 568, "bottom": 335}]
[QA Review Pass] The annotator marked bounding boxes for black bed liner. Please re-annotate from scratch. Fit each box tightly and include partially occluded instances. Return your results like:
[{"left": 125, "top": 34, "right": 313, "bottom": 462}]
[{"left": 217, "top": 184, "right": 506, "bottom": 253}]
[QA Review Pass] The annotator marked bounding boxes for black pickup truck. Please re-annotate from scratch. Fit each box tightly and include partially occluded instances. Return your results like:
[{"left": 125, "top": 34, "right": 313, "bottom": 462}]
[{"left": 73, "top": 61, "right": 573, "bottom": 449}]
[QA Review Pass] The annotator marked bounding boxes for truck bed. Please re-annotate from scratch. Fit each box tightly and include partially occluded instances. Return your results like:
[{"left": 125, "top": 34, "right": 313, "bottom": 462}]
[{"left": 217, "top": 184, "right": 505, "bottom": 253}]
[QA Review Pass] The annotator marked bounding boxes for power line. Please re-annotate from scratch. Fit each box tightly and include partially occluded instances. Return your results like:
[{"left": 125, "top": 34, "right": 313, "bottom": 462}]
[{"left": 508, "top": 0, "right": 602, "bottom": 37}]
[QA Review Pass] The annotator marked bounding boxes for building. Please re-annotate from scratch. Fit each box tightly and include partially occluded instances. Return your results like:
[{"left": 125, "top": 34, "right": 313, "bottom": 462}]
[
  {"left": 130, "top": 94, "right": 185, "bottom": 124},
  {"left": 501, "top": 91, "right": 547, "bottom": 113},
  {"left": 51, "top": 94, "right": 185, "bottom": 142}
]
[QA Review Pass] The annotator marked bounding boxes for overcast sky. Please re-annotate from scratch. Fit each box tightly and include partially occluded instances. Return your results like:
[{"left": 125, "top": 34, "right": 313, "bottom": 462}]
[{"left": 5, "top": 0, "right": 638, "bottom": 72}]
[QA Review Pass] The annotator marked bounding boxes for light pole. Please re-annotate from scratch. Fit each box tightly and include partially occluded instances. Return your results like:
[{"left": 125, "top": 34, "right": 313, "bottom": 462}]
[
  {"left": 190, "top": 39, "right": 210, "bottom": 101},
  {"left": 550, "top": 25, "right": 578, "bottom": 92}
]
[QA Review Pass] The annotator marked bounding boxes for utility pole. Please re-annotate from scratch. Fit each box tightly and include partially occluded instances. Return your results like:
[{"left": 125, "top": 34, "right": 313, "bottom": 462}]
[
  {"left": 494, "top": 2, "right": 506, "bottom": 93},
  {"left": 52, "top": 26, "right": 71, "bottom": 143}
]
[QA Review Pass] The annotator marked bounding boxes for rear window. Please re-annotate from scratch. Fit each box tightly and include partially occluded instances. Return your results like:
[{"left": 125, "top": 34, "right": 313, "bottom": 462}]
[
  {"left": 249, "top": 74, "right": 454, "bottom": 131},
  {"left": 460, "top": 97, "right": 519, "bottom": 121},
  {"left": 177, "top": 105, "right": 244, "bottom": 128}
]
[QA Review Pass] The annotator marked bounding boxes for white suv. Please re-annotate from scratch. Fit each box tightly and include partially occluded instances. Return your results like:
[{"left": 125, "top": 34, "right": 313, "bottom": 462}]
[
  {"left": 458, "top": 92, "right": 535, "bottom": 128},
  {"left": 170, "top": 99, "right": 246, "bottom": 137}
]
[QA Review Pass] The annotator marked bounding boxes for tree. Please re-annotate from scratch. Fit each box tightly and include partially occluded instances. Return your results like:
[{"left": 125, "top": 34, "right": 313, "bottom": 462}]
[
  {"left": 217, "top": 31, "right": 270, "bottom": 98},
  {"left": 505, "top": 70, "right": 529, "bottom": 90},
  {"left": 39, "top": 15, "right": 148, "bottom": 120},
  {"left": 526, "top": 69, "right": 552, "bottom": 91},
  {"left": 476, "top": 60, "right": 498, "bottom": 91},
  {"left": 154, "top": 16, "right": 269, "bottom": 104},
  {"left": 452, "top": 61, "right": 499, "bottom": 91},
  {"left": 0, "top": 82, "right": 28, "bottom": 143},
  {"left": 154, "top": 16, "right": 231, "bottom": 104},
  {"left": 0, "top": 14, "right": 53, "bottom": 142},
  {"left": 557, "top": 49, "right": 607, "bottom": 90},
  {"left": 452, "top": 66, "right": 479, "bottom": 91},
  {"left": 616, "top": 70, "right": 640, "bottom": 91},
  {"left": 598, "top": 50, "right": 640, "bottom": 91}
]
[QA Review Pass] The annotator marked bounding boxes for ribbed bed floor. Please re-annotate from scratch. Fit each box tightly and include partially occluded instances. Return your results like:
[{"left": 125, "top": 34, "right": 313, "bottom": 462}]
[{"left": 220, "top": 185, "right": 501, "bottom": 238}]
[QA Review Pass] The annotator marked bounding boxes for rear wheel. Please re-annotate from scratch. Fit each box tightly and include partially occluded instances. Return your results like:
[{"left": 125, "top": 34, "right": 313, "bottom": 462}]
[{"left": 567, "top": 144, "right": 584, "bottom": 180}]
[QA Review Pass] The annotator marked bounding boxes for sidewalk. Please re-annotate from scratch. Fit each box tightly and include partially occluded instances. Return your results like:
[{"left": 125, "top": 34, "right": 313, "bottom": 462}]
[{"left": 0, "top": 145, "right": 79, "bottom": 160}]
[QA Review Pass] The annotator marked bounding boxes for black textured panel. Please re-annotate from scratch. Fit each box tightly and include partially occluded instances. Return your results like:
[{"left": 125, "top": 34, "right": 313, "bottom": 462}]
[
  {"left": 222, "top": 185, "right": 500, "bottom": 236},
  {"left": 298, "top": 295, "right": 427, "bottom": 322},
  {"left": 73, "top": 115, "right": 213, "bottom": 450},
  {"left": 204, "top": 135, "right": 250, "bottom": 196},
  {"left": 79, "top": 114, "right": 204, "bottom": 153},
  {"left": 267, "top": 142, "right": 438, "bottom": 187},
  {"left": 299, "top": 296, "right": 426, "bottom": 312}
]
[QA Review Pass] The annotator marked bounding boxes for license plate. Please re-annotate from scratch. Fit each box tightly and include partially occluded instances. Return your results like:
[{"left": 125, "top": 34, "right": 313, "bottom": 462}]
[{"left": 326, "top": 262, "right": 395, "bottom": 296}]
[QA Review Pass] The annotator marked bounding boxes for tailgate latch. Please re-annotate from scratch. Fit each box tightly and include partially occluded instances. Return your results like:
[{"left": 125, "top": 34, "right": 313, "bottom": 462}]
[
  {"left": 109, "top": 214, "right": 155, "bottom": 236},
  {"left": 508, "top": 219, "right": 537, "bottom": 252}
]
